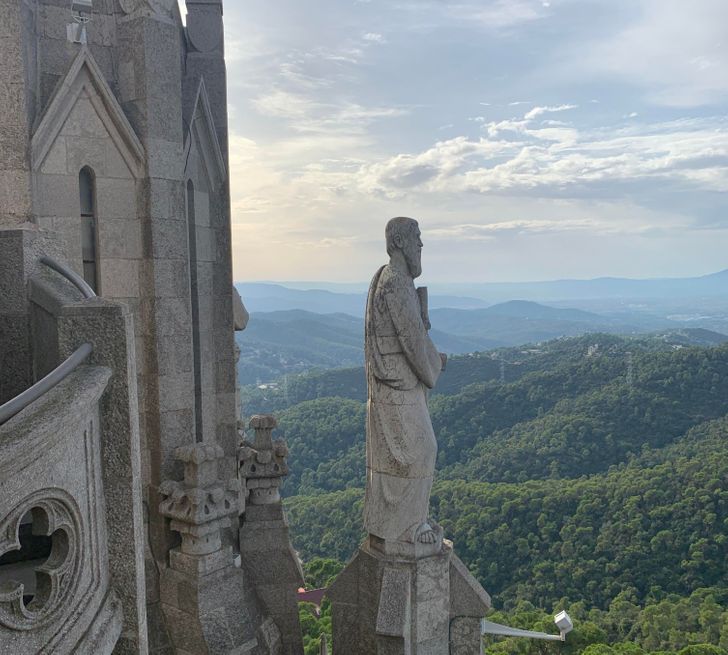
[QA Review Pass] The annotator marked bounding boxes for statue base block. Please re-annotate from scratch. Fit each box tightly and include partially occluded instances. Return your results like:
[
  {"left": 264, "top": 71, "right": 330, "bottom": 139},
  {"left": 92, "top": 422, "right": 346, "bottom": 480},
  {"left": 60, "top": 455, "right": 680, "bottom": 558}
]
[{"left": 329, "top": 538, "right": 491, "bottom": 655}]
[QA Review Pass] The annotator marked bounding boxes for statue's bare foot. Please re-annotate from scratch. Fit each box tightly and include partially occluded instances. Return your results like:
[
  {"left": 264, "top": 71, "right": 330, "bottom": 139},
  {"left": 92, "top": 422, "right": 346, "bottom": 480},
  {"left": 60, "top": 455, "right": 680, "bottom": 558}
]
[{"left": 416, "top": 523, "right": 437, "bottom": 544}]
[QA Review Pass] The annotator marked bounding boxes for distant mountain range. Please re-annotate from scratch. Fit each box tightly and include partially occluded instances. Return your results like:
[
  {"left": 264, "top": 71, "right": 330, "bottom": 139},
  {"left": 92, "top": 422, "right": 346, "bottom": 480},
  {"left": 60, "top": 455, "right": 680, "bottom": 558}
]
[
  {"left": 235, "top": 282, "right": 488, "bottom": 316},
  {"left": 419, "top": 268, "right": 728, "bottom": 302},
  {"left": 239, "top": 268, "right": 728, "bottom": 307},
  {"left": 235, "top": 301, "right": 728, "bottom": 384}
]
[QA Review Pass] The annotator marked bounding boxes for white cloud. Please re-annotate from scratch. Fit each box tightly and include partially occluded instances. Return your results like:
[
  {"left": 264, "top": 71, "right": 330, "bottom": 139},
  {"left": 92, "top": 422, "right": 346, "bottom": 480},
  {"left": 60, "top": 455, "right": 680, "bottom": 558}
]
[
  {"left": 523, "top": 104, "right": 578, "bottom": 120},
  {"left": 358, "top": 117, "right": 728, "bottom": 197},
  {"left": 423, "top": 216, "right": 656, "bottom": 241},
  {"left": 445, "top": 0, "right": 551, "bottom": 30},
  {"left": 252, "top": 89, "right": 408, "bottom": 135},
  {"left": 579, "top": 0, "right": 728, "bottom": 107},
  {"left": 221, "top": 0, "right": 728, "bottom": 282}
]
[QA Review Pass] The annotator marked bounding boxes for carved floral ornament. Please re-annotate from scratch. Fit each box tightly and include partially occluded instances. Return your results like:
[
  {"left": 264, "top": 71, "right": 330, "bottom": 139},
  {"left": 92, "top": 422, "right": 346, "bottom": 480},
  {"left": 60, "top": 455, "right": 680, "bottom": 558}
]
[{"left": 0, "top": 490, "right": 82, "bottom": 631}]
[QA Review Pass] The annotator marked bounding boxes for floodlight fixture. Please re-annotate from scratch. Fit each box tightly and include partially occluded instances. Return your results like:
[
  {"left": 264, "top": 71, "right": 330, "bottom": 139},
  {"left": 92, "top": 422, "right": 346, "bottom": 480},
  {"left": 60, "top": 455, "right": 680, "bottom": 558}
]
[
  {"left": 554, "top": 610, "right": 574, "bottom": 641},
  {"left": 72, "top": 0, "right": 93, "bottom": 23},
  {"left": 68, "top": 0, "right": 92, "bottom": 44},
  {"left": 480, "top": 610, "right": 574, "bottom": 643}
]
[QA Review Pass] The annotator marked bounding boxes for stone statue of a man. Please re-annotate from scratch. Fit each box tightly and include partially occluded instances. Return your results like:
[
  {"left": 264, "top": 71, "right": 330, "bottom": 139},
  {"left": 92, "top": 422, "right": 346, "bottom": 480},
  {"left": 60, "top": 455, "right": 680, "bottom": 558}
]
[{"left": 363, "top": 217, "right": 446, "bottom": 545}]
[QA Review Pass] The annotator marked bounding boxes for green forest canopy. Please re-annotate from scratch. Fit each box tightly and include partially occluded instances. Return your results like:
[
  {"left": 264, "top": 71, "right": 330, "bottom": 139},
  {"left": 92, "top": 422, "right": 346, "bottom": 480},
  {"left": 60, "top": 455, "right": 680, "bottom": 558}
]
[{"left": 244, "top": 335, "right": 728, "bottom": 654}]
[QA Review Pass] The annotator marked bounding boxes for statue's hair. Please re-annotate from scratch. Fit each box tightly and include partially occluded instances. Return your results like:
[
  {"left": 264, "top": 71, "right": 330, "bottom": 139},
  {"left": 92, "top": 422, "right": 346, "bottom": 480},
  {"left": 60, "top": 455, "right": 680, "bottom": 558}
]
[{"left": 385, "top": 217, "right": 419, "bottom": 257}]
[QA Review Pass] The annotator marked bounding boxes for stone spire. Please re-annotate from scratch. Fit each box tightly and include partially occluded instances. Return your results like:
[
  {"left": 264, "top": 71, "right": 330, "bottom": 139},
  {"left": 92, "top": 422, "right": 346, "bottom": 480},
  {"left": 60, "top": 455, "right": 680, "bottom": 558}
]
[
  {"left": 184, "top": 0, "right": 228, "bottom": 161},
  {"left": 238, "top": 415, "right": 305, "bottom": 655},
  {"left": 239, "top": 414, "right": 290, "bottom": 505},
  {"left": 158, "top": 444, "right": 281, "bottom": 653}
]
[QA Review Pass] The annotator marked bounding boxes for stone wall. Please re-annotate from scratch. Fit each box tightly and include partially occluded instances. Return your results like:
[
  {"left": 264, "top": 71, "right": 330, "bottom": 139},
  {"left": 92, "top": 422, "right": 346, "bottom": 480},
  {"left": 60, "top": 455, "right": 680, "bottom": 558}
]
[
  {"left": 0, "top": 2, "right": 280, "bottom": 652},
  {"left": 29, "top": 273, "right": 149, "bottom": 654},
  {"left": 0, "top": 364, "right": 122, "bottom": 654}
]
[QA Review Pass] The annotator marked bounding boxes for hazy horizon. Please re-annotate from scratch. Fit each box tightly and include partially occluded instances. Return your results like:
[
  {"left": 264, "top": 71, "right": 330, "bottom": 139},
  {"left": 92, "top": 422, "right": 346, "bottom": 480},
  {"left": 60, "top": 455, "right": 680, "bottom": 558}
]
[
  {"left": 234, "top": 264, "right": 728, "bottom": 288},
  {"left": 180, "top": 1, "right": 728, "bottom": 284}
]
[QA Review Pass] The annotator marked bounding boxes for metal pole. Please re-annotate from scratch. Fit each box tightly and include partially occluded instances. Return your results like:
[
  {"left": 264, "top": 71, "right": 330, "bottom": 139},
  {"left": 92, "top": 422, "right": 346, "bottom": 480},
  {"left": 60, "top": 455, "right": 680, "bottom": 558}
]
[{"left": 0, "top": 343, "right": 93, "bottom": 424}]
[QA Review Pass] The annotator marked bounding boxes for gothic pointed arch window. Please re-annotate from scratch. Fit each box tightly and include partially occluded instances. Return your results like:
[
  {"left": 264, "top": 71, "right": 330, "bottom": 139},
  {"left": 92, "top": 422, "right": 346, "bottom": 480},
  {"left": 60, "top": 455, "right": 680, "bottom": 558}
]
[
  {"left": 187, "top": 179, "right": 203, "bottom": 442},
  {"left": 79, "top": 166, "right": 98, "bottom": 292}
]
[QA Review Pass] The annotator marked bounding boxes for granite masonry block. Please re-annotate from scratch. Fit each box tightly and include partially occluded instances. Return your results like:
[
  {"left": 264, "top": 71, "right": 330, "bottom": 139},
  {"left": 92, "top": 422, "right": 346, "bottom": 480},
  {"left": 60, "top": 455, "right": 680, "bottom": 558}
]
[
  {"left": 157, "top": 334, "right": 194, "bottom": 375},
  {"left": 152, "top": 220, "right": 188, "bottom": 260},
  {"left": 96, "top": 176, "right": 137, "bottom": 220},
  {"left": 450, "top": 617, "right": 484, "bottom": 655},
  {"left": 100, "top": 258, "right": 140, "bottom": 297},
  {"left": 41, "top": 136, "right": 69, "bottom": 174},
  {"left": 66, "top": 136, "right": 108, "bottom": 176},
  {"left": 154, "top": 259, "right": 190, "bottom": 298},
  {"left": 99, "top": 218, "right": 143, "bottom": 259},
  {"left": 106, "top": 141, "right": 135, "bottom": 179},
  {"left": 157, "top": 370, "right": 194, "bottom": 413},
  {"left": 34, "top": 173, "right": 80, "bottom": 217}
]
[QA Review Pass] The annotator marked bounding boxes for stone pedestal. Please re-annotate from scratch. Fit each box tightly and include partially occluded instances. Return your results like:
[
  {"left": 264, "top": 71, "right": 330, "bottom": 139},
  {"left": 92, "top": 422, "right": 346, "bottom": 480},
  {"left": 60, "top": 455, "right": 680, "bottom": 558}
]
[{"left": 329, "top": 538, "right": 490, "bottom": 655}]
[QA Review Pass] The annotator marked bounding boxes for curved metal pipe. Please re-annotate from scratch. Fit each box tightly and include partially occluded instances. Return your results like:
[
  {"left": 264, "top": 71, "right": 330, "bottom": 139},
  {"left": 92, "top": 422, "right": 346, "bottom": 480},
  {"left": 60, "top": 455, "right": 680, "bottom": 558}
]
[
  {"left": 39, "top": 255, "right": 96, "bottom": 299},
  {"left": 0, "top": 343, "right": 93, "bottom": 425}
]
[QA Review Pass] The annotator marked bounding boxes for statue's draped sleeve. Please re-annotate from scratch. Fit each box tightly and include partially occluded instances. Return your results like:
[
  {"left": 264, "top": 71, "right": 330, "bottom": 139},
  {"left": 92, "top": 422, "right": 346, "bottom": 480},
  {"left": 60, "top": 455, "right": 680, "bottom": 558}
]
[
  {"left": 383, "top": 280, "right": 442, "bottom": 389},
  {"left": 366, "top": 266, "right": 441, "bottom": 390}
]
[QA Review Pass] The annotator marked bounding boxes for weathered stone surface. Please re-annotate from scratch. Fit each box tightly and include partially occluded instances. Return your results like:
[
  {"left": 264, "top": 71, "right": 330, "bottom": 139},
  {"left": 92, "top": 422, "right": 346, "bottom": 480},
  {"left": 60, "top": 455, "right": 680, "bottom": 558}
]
[
  {"left": 376, "top": 567, "right": 411, "bottom": 639},
  {"left": 329, "top": 540, "right": 453, "bottom": 655},
  {"left": 0, "top": 1, "right": 32, "bottom": 227},
  {"left": 0, "top": 229, "right": 59, "bottom": 404},
  {"left": 238, "top": 415, "right": 305, "bottom": 655},
  {"left": 449, "top": 617, "right": 484, "bottom": 655},
  {"left": 0, "top": 366, "right": 119, "bottom": 654},
  {"left": 449, "top": 552, "right": 491, "bottom": 618},
  {"left": 160, "top": 444, "right": 275, "bottom": 654},
  {"left": 1, "top": 1, "right": 258, "bottom": 652},
  {"left": 364, "top": 217, "right": 446, "bottom": 547},
  {"left": 232, "top": 286, "right": 249, "bottom": 331},
  {"left": 159, "top": 443, "right": 237, "bottom": 557},
  {"left": 329, "top": 220, "right": 491, "bottom": 654},
  {"left": 26, "top": 275, "right": 149, "bottom": 655},
  {"left": 239, "top": 415, "right": 290, "bottom": 505}
]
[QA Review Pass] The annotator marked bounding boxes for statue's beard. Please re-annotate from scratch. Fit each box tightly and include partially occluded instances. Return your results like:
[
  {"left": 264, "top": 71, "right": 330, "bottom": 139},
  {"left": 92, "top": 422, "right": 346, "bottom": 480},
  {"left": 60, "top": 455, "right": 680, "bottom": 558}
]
[{"left": 405, "top": 251, "right": 422, "bottom": 279}]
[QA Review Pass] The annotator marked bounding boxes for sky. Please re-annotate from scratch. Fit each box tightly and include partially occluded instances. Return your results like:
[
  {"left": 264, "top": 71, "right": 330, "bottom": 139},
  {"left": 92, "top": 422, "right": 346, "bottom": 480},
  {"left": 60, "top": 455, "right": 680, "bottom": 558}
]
[{"left": 181, "top": 0, "right": 728, "bottom": 284}]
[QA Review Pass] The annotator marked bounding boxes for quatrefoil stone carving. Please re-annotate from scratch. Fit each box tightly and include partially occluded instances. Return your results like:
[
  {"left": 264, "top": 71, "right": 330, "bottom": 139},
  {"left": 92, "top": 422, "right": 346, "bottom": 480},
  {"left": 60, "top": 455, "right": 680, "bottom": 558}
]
[{"left": 0, "top": 490, "right": 82, "bottom": 631}]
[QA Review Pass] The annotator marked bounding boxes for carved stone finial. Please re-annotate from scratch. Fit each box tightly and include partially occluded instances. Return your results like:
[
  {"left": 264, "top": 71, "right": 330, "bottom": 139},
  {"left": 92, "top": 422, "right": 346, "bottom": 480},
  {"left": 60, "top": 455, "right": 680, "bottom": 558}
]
[
  {"left": 239, "top": 414, "right": 289, "bottom": 505},
  {"left": 159, "top": 443, "right": 237, "bottom": 556}
]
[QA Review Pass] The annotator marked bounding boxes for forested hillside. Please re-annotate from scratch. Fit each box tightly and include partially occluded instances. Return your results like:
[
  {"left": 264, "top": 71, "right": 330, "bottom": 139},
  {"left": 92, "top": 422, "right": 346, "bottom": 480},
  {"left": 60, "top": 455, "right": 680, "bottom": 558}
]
[
  {"left": 235, "top": 302, "right": 728, "bottom": 385},
  {"left": 247, "top": 335, "right": 728, "bottom": 654}
]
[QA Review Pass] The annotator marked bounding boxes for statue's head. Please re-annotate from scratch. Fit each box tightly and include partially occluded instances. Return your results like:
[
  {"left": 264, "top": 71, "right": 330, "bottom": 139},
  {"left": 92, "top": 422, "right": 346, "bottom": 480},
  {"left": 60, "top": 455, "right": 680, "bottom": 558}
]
[{"left": 385, "top": 216, "right": 423, "bottom": 278}]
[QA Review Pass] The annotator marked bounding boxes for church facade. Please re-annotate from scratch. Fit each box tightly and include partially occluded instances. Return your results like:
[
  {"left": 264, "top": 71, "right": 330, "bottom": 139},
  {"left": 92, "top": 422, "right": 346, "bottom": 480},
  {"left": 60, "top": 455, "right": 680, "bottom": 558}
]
[{"left": 0, "top": 1, "right": 303, "bottom": 653}]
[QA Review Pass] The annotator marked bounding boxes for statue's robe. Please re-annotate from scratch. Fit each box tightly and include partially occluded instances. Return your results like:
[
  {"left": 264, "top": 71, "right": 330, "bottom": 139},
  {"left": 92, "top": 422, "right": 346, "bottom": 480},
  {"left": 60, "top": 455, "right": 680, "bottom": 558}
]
[{"left": 363, "top": 264, "right": 443, "bottom": 542}]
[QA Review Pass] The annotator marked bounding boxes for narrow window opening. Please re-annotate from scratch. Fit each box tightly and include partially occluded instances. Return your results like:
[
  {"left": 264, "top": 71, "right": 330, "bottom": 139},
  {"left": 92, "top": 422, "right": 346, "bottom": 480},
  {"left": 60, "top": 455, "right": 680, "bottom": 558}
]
[
  {"left": 0, "top": 510, "right": 53, "bottom": 606},
  {"left": 79, "top": 167, "right": 98, "bottom": 292},
  {"left": 187, "top": 180, "right": 203, "bottom": 442}
]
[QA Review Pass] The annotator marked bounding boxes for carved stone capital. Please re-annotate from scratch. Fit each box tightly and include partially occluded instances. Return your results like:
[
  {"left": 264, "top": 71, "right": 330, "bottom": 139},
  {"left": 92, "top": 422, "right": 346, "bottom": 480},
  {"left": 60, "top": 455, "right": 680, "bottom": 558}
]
[
  {"left": 159, "top": 444, "right": 237, "bottom": 557},
  {"left": 239, "top": 415, "right": 289, "bottom": 505}
]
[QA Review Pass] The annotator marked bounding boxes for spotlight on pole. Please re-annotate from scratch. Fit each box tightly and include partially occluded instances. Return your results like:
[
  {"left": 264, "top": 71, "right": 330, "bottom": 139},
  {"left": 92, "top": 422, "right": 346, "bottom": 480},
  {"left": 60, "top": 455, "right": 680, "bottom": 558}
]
[
  {"left": 554, "top": 610, "right": 574, "bottom": 641},
  {"left": 68, "top": 0, "right": 92, "bottom": 44}
]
